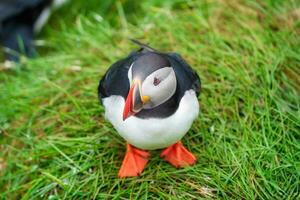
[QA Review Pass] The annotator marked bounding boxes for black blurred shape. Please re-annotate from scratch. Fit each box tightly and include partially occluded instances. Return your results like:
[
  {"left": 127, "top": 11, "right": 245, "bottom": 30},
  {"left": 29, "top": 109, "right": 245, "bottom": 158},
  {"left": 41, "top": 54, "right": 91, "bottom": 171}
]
[{"left": 0, "top": 0, "right": 52, "bottom": 61}]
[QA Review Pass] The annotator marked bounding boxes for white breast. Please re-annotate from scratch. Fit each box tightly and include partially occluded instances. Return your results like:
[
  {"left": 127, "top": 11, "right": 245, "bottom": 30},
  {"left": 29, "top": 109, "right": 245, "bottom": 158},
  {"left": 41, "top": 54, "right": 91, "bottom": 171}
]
[{"left": 102, "top": 90, "right": 199, "bottom": 150}]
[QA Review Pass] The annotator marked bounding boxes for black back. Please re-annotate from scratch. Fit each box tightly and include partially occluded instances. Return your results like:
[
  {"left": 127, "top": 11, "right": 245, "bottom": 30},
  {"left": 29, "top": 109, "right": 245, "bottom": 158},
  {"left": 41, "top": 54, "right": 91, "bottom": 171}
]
[
  {"left": 98, "top": 51, "right": 139, "bottom": 100},
  {"left": 98, "top": 44, "right": 201, "bottom": 119}
]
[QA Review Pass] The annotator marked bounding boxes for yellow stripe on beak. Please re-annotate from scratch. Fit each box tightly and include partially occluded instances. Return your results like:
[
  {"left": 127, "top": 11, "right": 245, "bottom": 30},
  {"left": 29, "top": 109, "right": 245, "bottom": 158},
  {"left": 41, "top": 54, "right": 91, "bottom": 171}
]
[{"left": 142, "top": 95, "right": 150, "bottom": 104}]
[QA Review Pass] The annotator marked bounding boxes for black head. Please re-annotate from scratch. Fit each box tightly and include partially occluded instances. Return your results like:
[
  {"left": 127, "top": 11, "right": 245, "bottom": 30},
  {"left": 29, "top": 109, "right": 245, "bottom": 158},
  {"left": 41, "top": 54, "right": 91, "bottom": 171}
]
[{"left": 123, "top": 52, "right": 177, "bottom": 120}]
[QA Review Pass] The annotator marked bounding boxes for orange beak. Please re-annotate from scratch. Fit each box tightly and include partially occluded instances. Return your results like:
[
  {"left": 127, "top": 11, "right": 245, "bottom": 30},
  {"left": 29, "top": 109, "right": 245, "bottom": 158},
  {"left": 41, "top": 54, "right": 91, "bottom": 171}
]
[
  {"left": 123, "top": 80, "right": 150, "bottom": 121},
  {"left": 123, "top": 83, "right": 136, "bottom": 121}
]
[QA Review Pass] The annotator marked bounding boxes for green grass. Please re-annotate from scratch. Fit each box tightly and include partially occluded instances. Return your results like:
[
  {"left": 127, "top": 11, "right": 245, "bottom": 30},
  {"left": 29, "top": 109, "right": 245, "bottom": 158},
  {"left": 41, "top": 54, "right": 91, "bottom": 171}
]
[{"left": 0, "top": 0, "right": 300, "bottom": 199}]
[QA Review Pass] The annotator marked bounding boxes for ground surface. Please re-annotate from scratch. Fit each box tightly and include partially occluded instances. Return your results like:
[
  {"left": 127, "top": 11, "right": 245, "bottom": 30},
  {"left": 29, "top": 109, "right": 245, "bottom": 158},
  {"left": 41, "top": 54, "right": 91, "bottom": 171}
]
[{"left": 0, "top": 0, "right": 299, "bottom": 199}]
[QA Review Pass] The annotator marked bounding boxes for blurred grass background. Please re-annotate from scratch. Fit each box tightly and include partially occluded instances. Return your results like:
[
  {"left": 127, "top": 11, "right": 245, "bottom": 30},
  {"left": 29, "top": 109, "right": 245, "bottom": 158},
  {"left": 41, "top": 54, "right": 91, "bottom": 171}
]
[{"left": 0, "top": 0, "right": 299, "bottom": 199}]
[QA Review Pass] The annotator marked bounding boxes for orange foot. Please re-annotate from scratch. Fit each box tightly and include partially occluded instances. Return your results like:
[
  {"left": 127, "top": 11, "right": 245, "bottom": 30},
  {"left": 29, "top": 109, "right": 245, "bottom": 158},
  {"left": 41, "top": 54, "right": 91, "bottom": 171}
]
[
  {"left": 160, "top": 141, "right": 196, "bottom": 168},
  {"left": 118, "top": 144, "right": 150, "bottom": 178}
]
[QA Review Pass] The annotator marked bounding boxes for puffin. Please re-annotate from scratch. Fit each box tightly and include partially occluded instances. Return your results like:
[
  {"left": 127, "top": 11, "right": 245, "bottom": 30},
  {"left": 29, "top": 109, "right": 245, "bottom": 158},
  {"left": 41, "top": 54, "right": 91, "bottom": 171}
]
[{"left": 98, "top": 40, "right": 201, "bottom": 178}]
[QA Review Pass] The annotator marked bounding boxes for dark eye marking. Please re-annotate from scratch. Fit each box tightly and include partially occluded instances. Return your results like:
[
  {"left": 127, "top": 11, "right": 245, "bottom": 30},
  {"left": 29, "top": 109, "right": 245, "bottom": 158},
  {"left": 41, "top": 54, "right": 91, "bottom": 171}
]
[{"left": 153, "top": 77, "right": 161, "bottom": 86}]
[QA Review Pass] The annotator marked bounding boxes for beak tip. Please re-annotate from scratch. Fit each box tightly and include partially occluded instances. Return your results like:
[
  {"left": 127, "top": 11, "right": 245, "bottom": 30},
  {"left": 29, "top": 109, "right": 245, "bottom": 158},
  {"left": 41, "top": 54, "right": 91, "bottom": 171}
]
[
  {"left": 122, "top": 113, "right": 127, "bottom": 121},
  {"left": 122, "top": 111, "right": 133, "bottom": 121},
  {"left": 123, "top": 82, "right": 137, "bottom": 122}
]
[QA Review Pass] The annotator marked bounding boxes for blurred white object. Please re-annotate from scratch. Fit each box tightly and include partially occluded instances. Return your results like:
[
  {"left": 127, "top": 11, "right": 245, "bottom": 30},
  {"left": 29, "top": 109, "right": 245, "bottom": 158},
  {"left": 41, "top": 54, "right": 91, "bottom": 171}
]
[{"left": 34, "top": 0, "right": 70, "bottom": 33}]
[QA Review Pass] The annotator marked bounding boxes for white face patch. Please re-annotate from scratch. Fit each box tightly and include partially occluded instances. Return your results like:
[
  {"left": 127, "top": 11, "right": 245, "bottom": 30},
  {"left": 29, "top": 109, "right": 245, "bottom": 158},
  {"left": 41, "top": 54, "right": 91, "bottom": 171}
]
[
  {"left": 127, "top": 62, "right": 133, "bottom": 84},
  {"left": 141, "top": 67, "right": 177, "bottom": 109}
]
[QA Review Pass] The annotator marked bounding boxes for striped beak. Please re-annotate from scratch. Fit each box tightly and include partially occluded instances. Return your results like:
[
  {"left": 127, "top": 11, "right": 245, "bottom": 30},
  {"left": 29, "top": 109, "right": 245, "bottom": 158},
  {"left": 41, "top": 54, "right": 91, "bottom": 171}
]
[{"left": 123, "top": 79, "right": 150, "bottom": 121}]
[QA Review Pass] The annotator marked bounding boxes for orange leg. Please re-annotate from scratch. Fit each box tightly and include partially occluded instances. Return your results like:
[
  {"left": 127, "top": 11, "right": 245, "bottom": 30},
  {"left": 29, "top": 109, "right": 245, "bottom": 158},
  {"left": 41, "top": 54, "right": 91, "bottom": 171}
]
[
  {"left": 118, "top": 144, "right": 150, "bottom": 178},
  {"left": 160, "top": 141, "right": 196, "bottom": 168}
]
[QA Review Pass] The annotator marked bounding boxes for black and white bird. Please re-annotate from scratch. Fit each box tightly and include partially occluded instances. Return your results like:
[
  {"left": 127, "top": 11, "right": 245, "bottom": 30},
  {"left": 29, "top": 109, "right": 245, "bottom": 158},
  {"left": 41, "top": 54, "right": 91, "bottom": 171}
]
[
  {"left": 98, "top": 40, "right": 201, "bottom": 177},
  {"left": 0, "top": 0, "right": 67, "bottom": 61}
]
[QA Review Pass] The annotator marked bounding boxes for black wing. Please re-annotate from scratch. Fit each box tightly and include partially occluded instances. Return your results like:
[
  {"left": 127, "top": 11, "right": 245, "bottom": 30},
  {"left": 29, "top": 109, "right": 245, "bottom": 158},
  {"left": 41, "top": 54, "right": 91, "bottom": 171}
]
[
  {"left": 167, "top": 53, "right": 201, "bottom": 97},
  {"left": 98, "top": 52, "right": 139, "bottom": 102}
]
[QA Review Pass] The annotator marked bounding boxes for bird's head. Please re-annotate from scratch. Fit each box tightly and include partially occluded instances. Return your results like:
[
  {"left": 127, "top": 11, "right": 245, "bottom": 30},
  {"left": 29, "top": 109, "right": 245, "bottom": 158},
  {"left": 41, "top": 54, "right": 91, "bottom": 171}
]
[{"left": 123, "top": 52, "right": 177, "bottom": 120}]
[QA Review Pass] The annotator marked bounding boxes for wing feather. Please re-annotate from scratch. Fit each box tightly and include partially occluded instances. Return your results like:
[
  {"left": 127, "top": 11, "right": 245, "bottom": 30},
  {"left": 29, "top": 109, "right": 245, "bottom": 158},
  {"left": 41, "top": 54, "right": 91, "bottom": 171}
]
[
  {"left": 167, "top": 53, "right": 201, "bottom": 96},
  {"left": 98, "top": 52, "right": 138, "bottom": 102}
]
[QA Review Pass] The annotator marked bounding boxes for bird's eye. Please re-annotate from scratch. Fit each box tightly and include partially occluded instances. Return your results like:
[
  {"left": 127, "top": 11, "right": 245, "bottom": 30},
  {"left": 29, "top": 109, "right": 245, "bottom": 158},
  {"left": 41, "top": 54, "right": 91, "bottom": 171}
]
[{"left": 153, "top": 77, "right": 161, "bottom": 86}]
